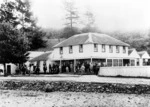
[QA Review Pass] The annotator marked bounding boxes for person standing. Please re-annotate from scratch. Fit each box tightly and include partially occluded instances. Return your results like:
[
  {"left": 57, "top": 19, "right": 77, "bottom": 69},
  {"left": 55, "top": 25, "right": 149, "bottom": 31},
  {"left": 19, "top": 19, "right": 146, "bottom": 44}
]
[
  {"left": 43, "top": 64, "right": 47, "bottom": 74},
  {"left": 96, "top": 62, "right": 101, "bottom": 75},
  {"left": 49, "top": 64, "right": 52, "bottom": 74},
  {"left": 36, "top": 66, "right": 40, "bottom": 75},
  {"left": 80, "top": 64, "right": 85, "bottom": 75},
  {"left": 90, "top": 62, "right": 93, "bottom": 74},
  {"left": 70, "top": 62, "right": 73, "bottom": 73},
  {"left": 66, "top": 66, "right": 69, "bottom": 73},
  {"left": 22, "top": 64, "right": 26, "bottom": 75}
]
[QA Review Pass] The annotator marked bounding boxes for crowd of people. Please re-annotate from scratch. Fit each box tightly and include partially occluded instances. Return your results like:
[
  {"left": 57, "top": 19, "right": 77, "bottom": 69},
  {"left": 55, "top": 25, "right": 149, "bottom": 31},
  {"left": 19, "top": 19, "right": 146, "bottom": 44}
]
[
  {"left": 14, "top": 59, "right": 150, "bottom": 75},
  {"left": 31, "top": 63, "right": 60, "bottom": 74},
  {"left": 60, "top": 61, "right": 106, "bottom": 75},
  {"left": 15, "top": 60, "right": 106, "bottom": 75},
  {"left": 15, "top": 64, "right": 29, "bottom": 75}
]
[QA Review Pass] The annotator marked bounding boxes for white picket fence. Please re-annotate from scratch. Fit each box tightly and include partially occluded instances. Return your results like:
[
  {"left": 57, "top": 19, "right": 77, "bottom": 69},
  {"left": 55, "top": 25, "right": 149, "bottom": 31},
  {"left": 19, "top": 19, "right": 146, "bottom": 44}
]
[{"left": 99, "top": 66, "right": 150, "bottom": 77}]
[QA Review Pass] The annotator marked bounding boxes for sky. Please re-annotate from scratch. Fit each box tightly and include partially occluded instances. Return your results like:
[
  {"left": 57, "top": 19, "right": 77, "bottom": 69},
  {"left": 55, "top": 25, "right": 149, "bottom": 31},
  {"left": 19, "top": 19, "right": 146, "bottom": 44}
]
[{"left": 1, "top": 0, "right": 150, "bottom": 32}]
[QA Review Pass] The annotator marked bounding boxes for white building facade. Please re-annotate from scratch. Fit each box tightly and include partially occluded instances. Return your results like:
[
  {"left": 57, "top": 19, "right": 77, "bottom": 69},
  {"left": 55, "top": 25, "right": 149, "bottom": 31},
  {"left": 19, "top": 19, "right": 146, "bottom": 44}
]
[
  {"left": 138, "top": 51, "right": 150, "bottom": 66},
  {"left": 52, "top": 33, "right": 131, "bottom": 73},
  {"left": 29, "top": 51, "right": 55, "bottom": 74},
  {"left": 52, "top": 44, "right": 129, "bottom": 66},
  {"left": 128, "top": 48, "right": 140, "bottom": 66}
]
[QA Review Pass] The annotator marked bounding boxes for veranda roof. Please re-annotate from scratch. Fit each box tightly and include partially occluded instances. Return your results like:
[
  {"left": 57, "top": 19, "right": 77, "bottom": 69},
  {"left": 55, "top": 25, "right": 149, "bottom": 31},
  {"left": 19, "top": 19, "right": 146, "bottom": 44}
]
[
  {"left": 137, "top": 51, "right": 150, "bottom": 58},
  {"left": 29, "top": 52, "right": 52, "bottom": 62},
  {"left": 53, "top": 33, "right": 130, "bottom": 48}
]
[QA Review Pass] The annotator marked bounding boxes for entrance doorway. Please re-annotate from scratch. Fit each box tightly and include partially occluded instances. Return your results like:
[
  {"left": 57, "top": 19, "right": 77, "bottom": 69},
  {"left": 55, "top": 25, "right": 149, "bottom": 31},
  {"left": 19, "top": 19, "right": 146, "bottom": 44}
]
[
  {"left": 7, "top": 65, "right": 11, "bottom": 75},
  {"left": 123, "top": 59, "right": 130, "bottom": 66}
]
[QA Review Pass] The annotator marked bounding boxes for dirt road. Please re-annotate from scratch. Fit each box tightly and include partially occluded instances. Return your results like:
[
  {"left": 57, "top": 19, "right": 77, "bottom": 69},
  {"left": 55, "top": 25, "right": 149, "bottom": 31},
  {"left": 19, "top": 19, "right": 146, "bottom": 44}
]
[
  {"left": 1, "top": 74, "right": 150, "bottom": 85},
  {"left": 0, "top": 90, "right": 150, "bottom": 107}
]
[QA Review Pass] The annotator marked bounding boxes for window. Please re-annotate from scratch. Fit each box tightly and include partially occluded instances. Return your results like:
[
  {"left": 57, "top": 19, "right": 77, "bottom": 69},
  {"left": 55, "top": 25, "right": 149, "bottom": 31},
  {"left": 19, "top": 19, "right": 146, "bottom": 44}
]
[
  {"left": 94, "top": 44, "right": 98, "bottom": 52},
  {"left": 107, "top": 59, "right": 112, "bottom": 67},
  {"left": 131, "top": 60, "right": 135, "bottom": 66},
  {"left": 137, "top": 59, "right": 139, "bottom": 66},
  {"left": 60, "top": 47, "right": 63, "bottom": 54},
  {"left": 69, "top": 46, "right": 73, "bottom": 54},
  {"left": 143, "top": 59, "right": 147, "bottom": 66},
  {"left": 79, "top": 44, "right": 83, "bottom": 53},
  {"left": 116, "top": 46, "right": 120, "bottom": 53},
  {"left": 119, "top": 59, "right": 123, "bottom": 66},
  {"left": 109, "top": 45, "right": 113, "bottom": 53},
  {"left": 113, "top": 59, "right": 118, "bottom": 66},
  {"left": 102, "top": 44, "right": 105, "bottom": 52},
  {"left": 123, "top": 46, "right": 126, "bottom": 53}
]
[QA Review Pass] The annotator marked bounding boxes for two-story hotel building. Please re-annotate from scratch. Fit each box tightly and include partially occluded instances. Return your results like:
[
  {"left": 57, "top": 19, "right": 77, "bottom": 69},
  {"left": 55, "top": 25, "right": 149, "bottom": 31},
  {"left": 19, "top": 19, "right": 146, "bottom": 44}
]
[{"left": 52, "top": 33, "right": 131, "bottom": 73}]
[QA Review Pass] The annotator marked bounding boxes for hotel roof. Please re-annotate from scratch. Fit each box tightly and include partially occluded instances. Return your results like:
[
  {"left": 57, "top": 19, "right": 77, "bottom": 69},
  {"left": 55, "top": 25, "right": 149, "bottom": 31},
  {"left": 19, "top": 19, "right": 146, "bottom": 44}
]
[
  {"left": 30, "top": 52, "right": 52, "bottom": 62},
  {"left": 53, "top": 33, "right": 130, "bottom": 48}
]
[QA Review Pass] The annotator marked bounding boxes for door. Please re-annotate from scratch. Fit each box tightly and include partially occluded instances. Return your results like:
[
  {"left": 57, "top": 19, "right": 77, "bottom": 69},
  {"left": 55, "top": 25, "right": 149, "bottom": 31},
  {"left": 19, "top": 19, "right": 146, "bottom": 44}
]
[{"left": 7, "top": 65, "right": 11, "bottom": 75}]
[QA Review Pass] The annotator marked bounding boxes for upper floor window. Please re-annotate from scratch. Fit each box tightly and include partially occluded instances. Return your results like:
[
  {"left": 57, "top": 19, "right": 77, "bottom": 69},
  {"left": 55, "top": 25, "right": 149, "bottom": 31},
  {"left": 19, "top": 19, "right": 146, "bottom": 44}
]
[
  {"left": 94, "top": 44, "right": 98, "bottom": 52},
  {"left": 109, "top": 45, "right": 113, "bottom": 53},
  {"left": 79, "top": 44, "right": 83, "bottom": 53},
  {"left": 116, "top": 46, "right": 120, "bottom": 53},
  {"left": 102, "top": 44, "right": 105, "bottom": 52},
  {"left": 123, "top": 46, "right": 126, "bottom": 53},
  {"left": 60, "top": 47, "right": 63, "bottom": 54},
  {"left": 69, "top": 46, "right": 73, "bottom": 54}
]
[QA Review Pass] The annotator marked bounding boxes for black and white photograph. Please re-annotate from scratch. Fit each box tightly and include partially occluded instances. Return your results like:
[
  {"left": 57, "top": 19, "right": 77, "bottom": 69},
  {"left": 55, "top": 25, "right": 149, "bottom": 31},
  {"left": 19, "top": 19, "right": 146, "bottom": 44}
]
[{"left": 0, "top": 0, "right": 150, "bottom": 106}]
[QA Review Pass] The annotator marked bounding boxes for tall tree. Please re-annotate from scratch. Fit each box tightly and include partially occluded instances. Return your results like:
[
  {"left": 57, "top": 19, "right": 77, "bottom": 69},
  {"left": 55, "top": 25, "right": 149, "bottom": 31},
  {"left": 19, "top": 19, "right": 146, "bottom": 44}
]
[
  {"left": 81, "top": 9, "right": 99, "bottom": 33},
  {"left": 63, "top": 0, "right": 79, "bottom": 37},
  {"left": 0, "top": 22, "right": 29, "bottom": 76},
  {"left": 0, "top": 0, "right": 46, "bottom": 50},
  {"left": 0, "top": 0, "right": 18, "bottom": 27},
  {"left": 15, "top": 0, "right": 36, "bottom": 29},
  {"left": 0, "top": 0, "right": 36, "bottom": 28},
  {"left": 26, "top": 27, "right": 47, "bottom": 50},
  {"left": 84, "top": 10, "right": 95, "bottom": 27}
]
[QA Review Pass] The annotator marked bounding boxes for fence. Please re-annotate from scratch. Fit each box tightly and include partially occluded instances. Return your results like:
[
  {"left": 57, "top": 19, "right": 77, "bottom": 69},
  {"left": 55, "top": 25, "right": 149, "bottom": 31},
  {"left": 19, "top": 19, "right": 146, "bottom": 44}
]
[{"left": 99, "top": 66, "right": 150, "bottom": 77}]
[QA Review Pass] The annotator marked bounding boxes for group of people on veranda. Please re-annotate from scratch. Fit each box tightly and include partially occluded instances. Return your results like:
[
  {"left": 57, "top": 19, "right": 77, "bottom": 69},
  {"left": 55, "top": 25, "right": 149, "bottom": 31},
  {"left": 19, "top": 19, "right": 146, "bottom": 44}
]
[
  {"left": 32, "top": 63, "right": 60, "bottom": 74},
  {"left": 16, "top": 60, "right": 105, "bottom": 75},
  {"left": 61, "top": 61, "right": 105, "bottom": 75}
]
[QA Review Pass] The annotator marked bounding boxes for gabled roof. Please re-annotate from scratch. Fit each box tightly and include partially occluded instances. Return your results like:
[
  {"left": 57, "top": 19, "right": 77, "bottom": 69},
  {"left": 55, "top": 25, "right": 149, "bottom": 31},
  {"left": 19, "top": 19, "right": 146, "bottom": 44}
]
[
  {"left": 128, "top": 48, "right": 140, "bottom": 58},
  {"left": 128, "top": 48, "right": 135, "bottom": 55},
  {"left": 28, "top": 51, "right": 44, "bottom": 60},
  {"left": 53, "top": 33, "right": 130, "bottom": 48},
  {"left": 29, "top": 52, "right": 52, "bottom": 62},
  {"left": 138, "top": 51, "right": 147, "bottom": 57},
  {"left": 137, "top": 51, "right": 150, "bottom": 59}
]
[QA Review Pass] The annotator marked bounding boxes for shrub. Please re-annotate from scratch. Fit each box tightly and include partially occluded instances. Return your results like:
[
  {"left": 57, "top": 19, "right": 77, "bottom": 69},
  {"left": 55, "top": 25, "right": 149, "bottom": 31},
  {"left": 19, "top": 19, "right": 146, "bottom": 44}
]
[
  {"left": 45, "top": 84, "right": 54, "bottom": 92},
  {"left": 1, "top": 80, "right": 150, "bottom": 94}
]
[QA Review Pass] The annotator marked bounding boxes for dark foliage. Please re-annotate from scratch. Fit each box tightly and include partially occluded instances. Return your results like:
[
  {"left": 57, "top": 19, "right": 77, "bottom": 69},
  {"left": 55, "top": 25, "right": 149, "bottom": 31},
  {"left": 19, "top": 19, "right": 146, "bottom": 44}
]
[
  {"left": 0, "top": 23, "right": 29, "bottom": 64},
  {"left": 1, "top": 80, "right": 150, "bottom": 94},
  {"left": 0, "top": 0, "right": 46, "bottom": 50},
  {"left": 25, "top": 27, "right": 47, "bottom": 50},
  {"left": 60, "top": 27, "right": 81, "bottom": 38}
]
